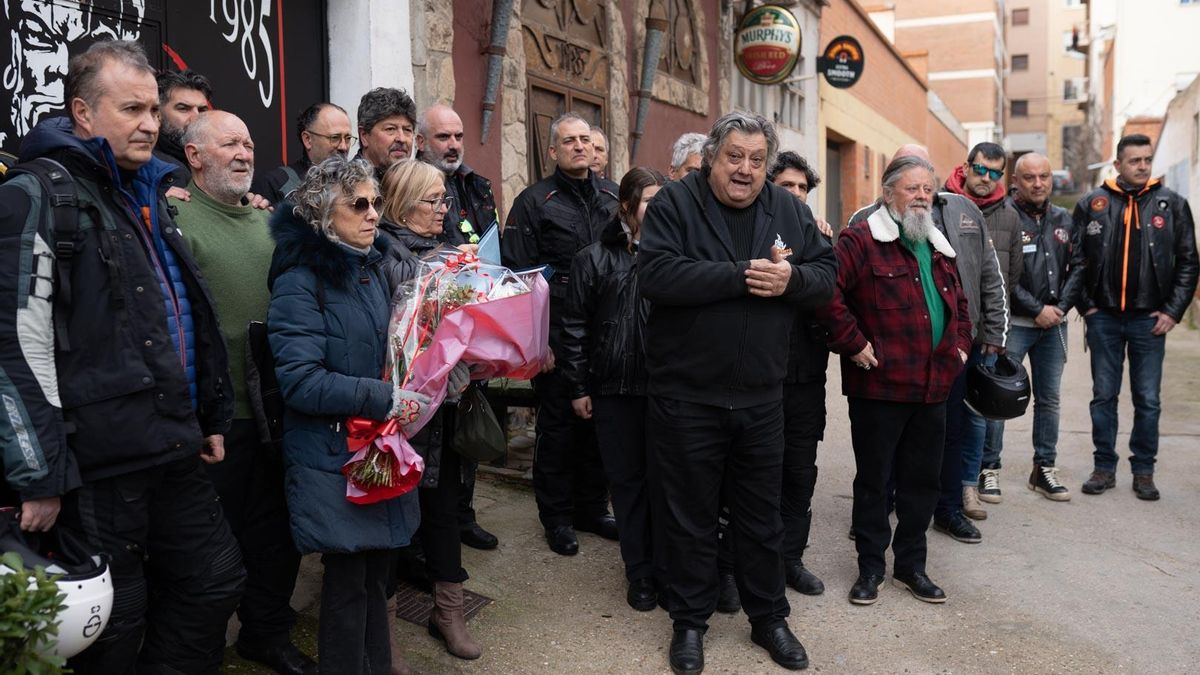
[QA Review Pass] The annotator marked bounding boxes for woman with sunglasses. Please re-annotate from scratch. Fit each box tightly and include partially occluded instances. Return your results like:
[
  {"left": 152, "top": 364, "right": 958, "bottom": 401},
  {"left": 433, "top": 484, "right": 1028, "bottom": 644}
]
[
  {"left": 375, "top": 158, "right": 483, "bottom": 662},
  {"left": 267, "top": 155, "right": 430, "bottom": 673},
  {"left": 559, "top": 167, "right": 667, "bottom": 611}
]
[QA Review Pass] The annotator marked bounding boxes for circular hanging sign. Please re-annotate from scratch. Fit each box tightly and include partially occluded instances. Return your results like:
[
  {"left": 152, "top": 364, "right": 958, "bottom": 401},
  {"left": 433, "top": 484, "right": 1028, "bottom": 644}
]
[
  {"left": 819, "top": 35, "right": 865, "bottom": 89},
  {"left": 734, "top": 5, "right": 802, "bottom": 85}
]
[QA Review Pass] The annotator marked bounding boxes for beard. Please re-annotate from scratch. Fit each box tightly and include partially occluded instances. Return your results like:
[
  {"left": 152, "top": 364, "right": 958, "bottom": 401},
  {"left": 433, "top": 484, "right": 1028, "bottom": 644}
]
[
  {"left": 900, "top": 205, "right": 933, "bottom": 243},
  {"left": 160, "top": 120, "right": 186, "bottom": 147},
  {"left": 200, "top": 157, "right": 254, "bottom": 203},
  {"left": 422, "top": 147, "right": 462, "bottom": 173}
]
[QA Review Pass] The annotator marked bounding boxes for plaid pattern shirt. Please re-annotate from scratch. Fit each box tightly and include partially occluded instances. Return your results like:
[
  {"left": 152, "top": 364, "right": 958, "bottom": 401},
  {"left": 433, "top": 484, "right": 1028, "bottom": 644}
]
[{"left": 818, "top": 212, "right": 972, "bottom": 403}]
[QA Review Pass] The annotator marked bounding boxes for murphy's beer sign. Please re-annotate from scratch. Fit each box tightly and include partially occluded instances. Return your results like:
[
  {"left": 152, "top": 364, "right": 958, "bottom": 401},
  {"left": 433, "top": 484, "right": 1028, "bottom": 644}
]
[{"left": 734, "top": 5, "right": 801, "bottom": 85}]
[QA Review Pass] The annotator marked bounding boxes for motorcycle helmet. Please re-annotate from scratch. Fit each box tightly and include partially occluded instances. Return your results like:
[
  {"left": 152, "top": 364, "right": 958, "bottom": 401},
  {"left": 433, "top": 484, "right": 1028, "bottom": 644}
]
[
  {"left": 0, "top": 508, "right": 112, "bottom": 658},
  {"left": 965, "top": 353, "right": 1031, "bottom": 421}
]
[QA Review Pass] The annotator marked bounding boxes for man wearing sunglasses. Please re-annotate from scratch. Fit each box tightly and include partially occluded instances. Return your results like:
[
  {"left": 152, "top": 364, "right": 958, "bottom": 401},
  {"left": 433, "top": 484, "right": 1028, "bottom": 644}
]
[{"left": 253, "top": 102, "right": 354, "bottom": 205}]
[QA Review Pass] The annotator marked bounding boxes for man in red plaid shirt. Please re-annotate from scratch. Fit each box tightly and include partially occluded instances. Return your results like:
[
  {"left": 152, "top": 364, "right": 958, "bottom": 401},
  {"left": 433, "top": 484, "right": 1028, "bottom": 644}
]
[{"left": 819, "top": 155, "right": 972, "bottom": 607}]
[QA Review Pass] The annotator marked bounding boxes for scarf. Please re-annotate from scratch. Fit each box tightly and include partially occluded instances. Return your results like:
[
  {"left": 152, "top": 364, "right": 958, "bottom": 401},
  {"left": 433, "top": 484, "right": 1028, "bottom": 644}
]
[{"left": 945, "top": 164, "right": 1006, "bottom": 209}]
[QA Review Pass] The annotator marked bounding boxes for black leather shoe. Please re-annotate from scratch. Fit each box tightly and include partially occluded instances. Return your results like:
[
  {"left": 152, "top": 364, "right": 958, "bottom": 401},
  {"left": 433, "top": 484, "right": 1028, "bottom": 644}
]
[
  {"left": 236, "top": 640, "right": 318, "bottom": 675},
  {"left": 785, "top": 560, "right": 825, "bottom": 596},
  {"left": 627, "top": 578, "right": 657, "bottom": 612},
  {"left": 892, "top": 571, "right": 947, "bottom": 603},
  {"left": 715, "top": 572, "right": 741, "bottom": 613},
  {"left": 849, "top": 574, "right": 884, "bottom": 605},
  {"left": 545, "top": 525, "right": 579, "bottom": 555},
  {"left": 460, "top": 522, "right": 499, "bottom": 550},
  {"left": 669, "top": 628, "right": 704, "bottom": 674},
  {"left": 933, "top": 512, "right": 982, "bottom": 544},
  {"left": 574, "top": 513, "right": 619, "bottom": 540},
  {"left": 750, "top": 624, "right": 809, "bottom": 670}
]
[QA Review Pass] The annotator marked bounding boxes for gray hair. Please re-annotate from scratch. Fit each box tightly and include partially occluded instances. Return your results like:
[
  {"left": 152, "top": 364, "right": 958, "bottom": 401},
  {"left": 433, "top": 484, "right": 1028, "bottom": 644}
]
[
  {"left": 356, "top": 87, "right": 416, "bottom": 134},
  {"left": 66, "top": 40, "right": 155, "bottom": 110},
  {"left": 701, "top": 112, "right": 779, "bottom": 170},
  {"left": 670, "top": 132, "right": 706, "bottom": 170},
  {"left": 881, "top": 155, "right": 937, "bottom": 192},
  {"left": 549, "top": 111, "right": 590, "bottom": 146},
  {"left": 291, "top": 155, "right": 377, "bottom": 243}
]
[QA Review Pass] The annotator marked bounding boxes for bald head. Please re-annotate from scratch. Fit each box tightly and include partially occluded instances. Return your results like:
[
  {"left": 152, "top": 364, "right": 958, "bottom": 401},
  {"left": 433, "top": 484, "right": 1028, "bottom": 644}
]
[
  {"left": 417, "top": 104, "right": 465, "bottom": 173},
  {"left": 892, "top": 144, "right": 931, "bottom": 163},
  {"left": 183, "top": 110, "right": 255, "bottom": 205},
  {"left": 1011, "top": 152, "right": 1052, "bottom": 205}
]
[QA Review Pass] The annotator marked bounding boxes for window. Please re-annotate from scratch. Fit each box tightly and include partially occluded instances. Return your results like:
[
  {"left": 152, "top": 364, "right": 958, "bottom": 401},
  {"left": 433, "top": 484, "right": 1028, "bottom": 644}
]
[
  {"left": 1063, "top": 79, "right": 1078, "bottom": 101},
  {"left": 1193, "top": 113, "right": 1199, "bottom": 165},
  {"left": 1012, "top": 54, "right": 1029, "bottom": 71},
  {"left": 1011, "top": 100, "right": 1029, "bottom": 117},
  {"left": 1063, "top": 30, "right": 1085, "bottom": 58},
  {"left": 1063, "top": 125, "right": 1082, "bottom": 162},
  {"left": 1012, "top": 8, "right": 1029, "bottom": 25},
  {"left": 1065, "top": 0, "right": 1082, "bottom": 6}
]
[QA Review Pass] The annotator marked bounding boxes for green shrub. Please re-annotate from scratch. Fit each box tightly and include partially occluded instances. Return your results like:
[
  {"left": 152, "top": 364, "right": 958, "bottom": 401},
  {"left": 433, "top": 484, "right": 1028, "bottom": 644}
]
[{"left": 0, "top": 551, "right": 67, "bottom": 674}]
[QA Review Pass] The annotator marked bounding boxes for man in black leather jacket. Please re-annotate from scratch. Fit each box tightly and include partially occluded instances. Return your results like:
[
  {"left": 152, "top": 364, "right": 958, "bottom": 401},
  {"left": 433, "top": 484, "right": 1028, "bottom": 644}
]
[
  {"left": 1073, "top": 134, "right": 1198, "bottom": 500},
  {"left": 501, "top": 112, "right": 619, "bottom": 556}
]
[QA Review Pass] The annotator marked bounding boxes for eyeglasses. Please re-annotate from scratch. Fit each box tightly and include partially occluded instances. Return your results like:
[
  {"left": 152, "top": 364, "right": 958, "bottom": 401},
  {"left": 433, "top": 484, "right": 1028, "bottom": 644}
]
[
  {"left": 309, "top": 132, "right": 356, "bottom": 145},
  {"left": 970, "top": 163, "right": 1004, "bottom": 180},
  {"left": 346, "top": 196, "right": 384, "bottom": 213},
  {"left": 418, "top": 196, "right": 453, "bottom": 209}
]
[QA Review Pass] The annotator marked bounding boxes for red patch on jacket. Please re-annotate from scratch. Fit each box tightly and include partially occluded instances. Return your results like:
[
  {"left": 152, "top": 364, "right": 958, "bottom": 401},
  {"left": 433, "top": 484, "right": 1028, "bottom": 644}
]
[
  {"left": 1152, "top": 215, "right": 1166, "bottom": 229},
  {"left": 1090, "top": 196, "right": 1108, "bottom": 212},
  {"left": 1054, "top": 228, "right": 1069, "bottom": 243}
]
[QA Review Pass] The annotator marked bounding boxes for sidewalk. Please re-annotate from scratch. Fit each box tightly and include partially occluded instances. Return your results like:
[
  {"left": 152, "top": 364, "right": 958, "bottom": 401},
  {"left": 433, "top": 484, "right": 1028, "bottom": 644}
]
[{"left": 226, "top": 319, "right": 1200, "bottom": 673}]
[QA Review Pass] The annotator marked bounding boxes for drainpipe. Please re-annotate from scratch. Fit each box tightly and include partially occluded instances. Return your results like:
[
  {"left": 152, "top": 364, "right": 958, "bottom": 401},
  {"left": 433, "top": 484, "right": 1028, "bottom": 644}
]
[
  {"left": 630, "top": 17, "right": 669, "bottom": 162},
  {"left": 480, "top": 0, "right": 514, "bottom": 143}
]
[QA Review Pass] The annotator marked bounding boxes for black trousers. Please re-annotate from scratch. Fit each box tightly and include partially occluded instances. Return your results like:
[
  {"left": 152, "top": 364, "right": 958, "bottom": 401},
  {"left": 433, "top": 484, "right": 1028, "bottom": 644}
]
[
  {"left": 648, "top": 396, "right": 790, "bottom": 632},
  {"left": 593, "top": 395, "right": 653, "bottom": 582},
  {"left": 318, "top": 550, "right": 393, "bottom": 675},
  {"left": 457, "top": 457, "right": 480, "bottom": 529},
  {"left": 848, "top": 397, "right": 945, "bottom": 577},
  {"left": 781, "top": 381, "right": 826, "bottom": 563},
  {"left": 419, "top": 436, "right": 469, "bottom": 584},
  {"left": 532, "top": 371, "right": 609, "bottom": 529},
  {"left": 63, "top": 456, "right": 247, "bottom": 674},
  {"left": 205, "top": 419, "right": 301, "bottom": 647},
  {"left": 934, "top": 365, "right": 969, "bottom": 521}
]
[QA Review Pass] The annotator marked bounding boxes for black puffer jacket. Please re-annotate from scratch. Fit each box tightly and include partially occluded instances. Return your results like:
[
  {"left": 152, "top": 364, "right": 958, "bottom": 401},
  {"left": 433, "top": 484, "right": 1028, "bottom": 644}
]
[
  {"left": 1008, "top": 196, "right": 1085, "bottom": 317},
  {"left": 1074, "top": 178, "right": 1199, "bottom": 321},
  {"left": 560, "top": 217, "right": 648, "bottom": 399}
]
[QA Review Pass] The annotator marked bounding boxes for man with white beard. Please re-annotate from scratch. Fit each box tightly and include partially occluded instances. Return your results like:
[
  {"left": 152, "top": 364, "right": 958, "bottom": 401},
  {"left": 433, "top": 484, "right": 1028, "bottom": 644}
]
[
  {"left": 173, "top": 111, "right": 316, "bottom": 674},
  {"left": 818, "top": 155, "right": 973, "bottom": 607}
]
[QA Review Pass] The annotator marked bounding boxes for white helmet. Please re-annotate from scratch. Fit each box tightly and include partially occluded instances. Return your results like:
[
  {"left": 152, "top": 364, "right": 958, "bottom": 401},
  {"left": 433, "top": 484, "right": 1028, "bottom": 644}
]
[{"left": 0, "top": 508, "right": 113, "bottom": 658}]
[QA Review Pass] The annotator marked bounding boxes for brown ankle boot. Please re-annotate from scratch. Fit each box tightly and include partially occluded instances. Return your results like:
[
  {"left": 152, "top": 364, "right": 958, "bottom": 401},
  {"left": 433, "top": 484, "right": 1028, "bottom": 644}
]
[
  {"left": 427, "top": 581, "right": 482, "bottom": 659},
  {"left": 386, "top": 595, "right": 415, "bottom": 675}
]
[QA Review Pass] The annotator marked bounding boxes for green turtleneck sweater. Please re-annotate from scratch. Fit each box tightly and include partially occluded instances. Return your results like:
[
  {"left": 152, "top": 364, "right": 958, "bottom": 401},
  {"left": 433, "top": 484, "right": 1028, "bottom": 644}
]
[
  {"left": 174, "top": 182, "right": 275, "bottom": 420},
  {"left": 899, "top": 229, "right": 946, "bottom": 349}
]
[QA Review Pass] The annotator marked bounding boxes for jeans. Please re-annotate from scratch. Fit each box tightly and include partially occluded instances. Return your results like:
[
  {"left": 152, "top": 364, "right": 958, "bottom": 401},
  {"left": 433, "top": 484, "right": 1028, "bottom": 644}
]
[
  {"left": 982, "top": 324, "right": 1068, "bottom": 468},
  {"left": 935, "top": 349, "right": 982, "bottom": 520},
  {"left": 958, "top": 348, "right": 991, "bottom": 486},
  {"left": 1085, "top": 310, "right": 1165, "bottom": 475}
]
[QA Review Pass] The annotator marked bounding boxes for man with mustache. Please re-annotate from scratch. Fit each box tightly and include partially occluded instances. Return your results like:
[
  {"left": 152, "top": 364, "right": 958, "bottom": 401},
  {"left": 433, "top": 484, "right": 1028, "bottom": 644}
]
[
  {"left": 253, "top": 102, "right": 354, "bottom": 205},
  {"left": 820, "top": 155, "right": 972, "bottom": 607},
  {"left": 0, "top": 40, "right": 244, "bottom": 671},
  {"left": 356, "top": 87, "right": 416, "bottom": 181},
  {"left": 172, "top": 111, "right": 316, "bottom": 674},
  {"left": 154, "top": 69, "right": 212, "bottom": 187},
  {"left": 414, "top": 103, "right": 503, "bottom": 552},
  {"left": 502, "top": 111, "right": 620, "bottom": 557}
]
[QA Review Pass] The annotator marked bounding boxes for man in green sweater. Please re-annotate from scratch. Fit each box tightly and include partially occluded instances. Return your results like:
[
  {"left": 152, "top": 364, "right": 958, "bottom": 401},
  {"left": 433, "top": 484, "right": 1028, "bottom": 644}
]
[{"left": 173, "top": 111, "right": 315, "bottom": 675}]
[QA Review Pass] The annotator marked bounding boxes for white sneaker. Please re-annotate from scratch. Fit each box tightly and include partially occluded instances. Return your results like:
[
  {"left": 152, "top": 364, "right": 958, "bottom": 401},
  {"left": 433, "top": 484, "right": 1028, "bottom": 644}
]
[{"left": 978, "top": 468, "right": 1003, "bottom": 504}]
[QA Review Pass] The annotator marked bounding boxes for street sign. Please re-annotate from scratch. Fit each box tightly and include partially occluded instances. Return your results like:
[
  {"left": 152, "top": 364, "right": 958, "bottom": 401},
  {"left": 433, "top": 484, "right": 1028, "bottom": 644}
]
[
  {"left": 734, "top": 5, "right": 802, "bottom": 85},
  {"left": 818, "top": 35, "right": 865, "bottom": 89}
]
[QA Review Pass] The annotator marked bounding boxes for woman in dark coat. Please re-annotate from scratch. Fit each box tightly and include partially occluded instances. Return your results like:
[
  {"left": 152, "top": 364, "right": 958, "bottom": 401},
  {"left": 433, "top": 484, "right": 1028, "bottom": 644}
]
[
  {"left": 560, "top": 167, "right": 667, "bottom": 611},
  {"left": 267, "top": 155, "right": 429, "bottom": 674},
  {"left": 375, "top": 158, "right": 481, "bottom": 661}
]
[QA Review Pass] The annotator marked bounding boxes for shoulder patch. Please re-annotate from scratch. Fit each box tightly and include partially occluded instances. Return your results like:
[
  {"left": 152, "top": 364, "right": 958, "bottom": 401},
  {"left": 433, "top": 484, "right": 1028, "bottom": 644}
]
[
  {"left": 1090, "top": 196, "right": 1108, "bottom": 212},
  {"left": 959, "top": 213, "right": 979, "bottom": 231}
]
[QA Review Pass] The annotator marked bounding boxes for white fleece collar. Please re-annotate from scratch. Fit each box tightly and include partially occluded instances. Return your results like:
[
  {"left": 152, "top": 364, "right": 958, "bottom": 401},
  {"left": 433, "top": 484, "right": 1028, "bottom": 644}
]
[{"left": 866, "top": 208, "right": 956, "bottom": 258}]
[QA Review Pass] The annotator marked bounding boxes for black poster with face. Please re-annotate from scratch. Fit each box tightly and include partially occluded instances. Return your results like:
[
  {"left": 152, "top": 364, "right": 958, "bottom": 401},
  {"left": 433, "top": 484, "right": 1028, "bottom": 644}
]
[{"left": 1, "top": 0, "right": 326, "bottom": 167}]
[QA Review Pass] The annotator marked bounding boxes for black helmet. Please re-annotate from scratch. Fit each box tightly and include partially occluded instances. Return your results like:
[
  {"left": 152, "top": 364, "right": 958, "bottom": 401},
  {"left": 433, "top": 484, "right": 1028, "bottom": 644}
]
[{"left": 965, "top": 353, "right": 1030, "bottom": 420}]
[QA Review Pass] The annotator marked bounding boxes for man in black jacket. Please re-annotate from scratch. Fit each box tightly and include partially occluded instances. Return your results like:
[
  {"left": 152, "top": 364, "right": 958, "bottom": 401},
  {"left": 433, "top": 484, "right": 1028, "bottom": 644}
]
[
  {"left": 0, "top": 41, "right": 244, "bottom": 672},
  {"left": 979, "top": 153, "right": 1082, "bottom": 504},
  {"left": 252, "top": 101, "right": 353, "bottom": 205},
  {"left": 1073, "top": 134, "right": 1199, "bottom": 500},
  {"left": 356, "top": 87, "right": 417, "bottom": 181},
  {"left": 154, "top": 69, "right": 211, "bottom": 186},
  {"left": 501, "top": 111, "right": 619, "bottom": 556},
  {"left": 639, "top": 112, "right": 836, "bottom": 674}
]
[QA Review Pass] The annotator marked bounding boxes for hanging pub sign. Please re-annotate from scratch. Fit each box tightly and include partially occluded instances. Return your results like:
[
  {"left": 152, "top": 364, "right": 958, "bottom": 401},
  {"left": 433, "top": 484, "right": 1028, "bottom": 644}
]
[
  {"left": 734, "top": 5, "right": 802, "bottom": 85},
  {"left": 818, "top": 35, "right": 865, "bottom": 89}
]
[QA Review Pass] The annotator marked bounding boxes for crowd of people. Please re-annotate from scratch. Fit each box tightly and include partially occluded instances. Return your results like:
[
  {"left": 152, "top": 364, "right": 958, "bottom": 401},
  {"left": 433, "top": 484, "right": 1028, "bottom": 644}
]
[{"left": 0, "top": 37, "right": 1197, "bottom": 675}]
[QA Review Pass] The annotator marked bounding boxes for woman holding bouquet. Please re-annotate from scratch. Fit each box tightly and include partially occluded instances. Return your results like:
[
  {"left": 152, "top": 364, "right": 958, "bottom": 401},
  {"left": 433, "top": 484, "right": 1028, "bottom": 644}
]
[
  {"left": 560, "top": 167, "right": 667, "bottom": 611},
  {"left": 267, "top": 155, "right": 430, "bottom": 674},
  {"left": 376, "top": 158, "right": 482, "bottom": 660}
]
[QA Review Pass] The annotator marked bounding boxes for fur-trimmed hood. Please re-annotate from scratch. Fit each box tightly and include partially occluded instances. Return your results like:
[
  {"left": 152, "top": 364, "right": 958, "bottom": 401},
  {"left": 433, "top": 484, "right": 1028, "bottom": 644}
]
[
  {"left": 866, "top": 207, "right": 956, "bottom": 258},
  {"left": 268, "top": 202, "right": 391, "bottom": 291}
]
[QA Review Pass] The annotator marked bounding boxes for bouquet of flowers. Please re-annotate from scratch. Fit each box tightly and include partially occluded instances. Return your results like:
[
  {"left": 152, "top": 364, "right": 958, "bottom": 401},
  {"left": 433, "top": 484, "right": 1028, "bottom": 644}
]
[{"left": 341, "top": 249, "right": 550, "bottom": 504}]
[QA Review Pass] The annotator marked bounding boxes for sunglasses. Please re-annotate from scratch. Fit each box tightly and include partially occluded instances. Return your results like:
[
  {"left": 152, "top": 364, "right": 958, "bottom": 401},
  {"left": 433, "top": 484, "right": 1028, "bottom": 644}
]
[
  {"left": 347, "top": 196, "right": 384, "bottom": 213},
  {"left": 970, "top": 163, "right": 1004, "bottom": 180}
]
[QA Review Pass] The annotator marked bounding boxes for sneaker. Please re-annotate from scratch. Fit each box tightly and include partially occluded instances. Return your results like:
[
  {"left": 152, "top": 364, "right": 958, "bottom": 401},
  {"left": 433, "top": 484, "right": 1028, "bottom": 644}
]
[
  {"left": 1028, "top": 465, "right": 1071, "bottom": 501},
  {"left": 932, "top": 512, "right": 982, "bottom": 544},
  {"left": 1081, "top": 470, "right": 1116, "bottom": 495},
  {"left": 1133, "top": 474, "right": 1160, "bottom": 501},
  {"left": 962, "top": 486, "right": 988, "bottom": 520},
  {"left": 978, "top": 468, "right": 1003, "bottom": 504}
]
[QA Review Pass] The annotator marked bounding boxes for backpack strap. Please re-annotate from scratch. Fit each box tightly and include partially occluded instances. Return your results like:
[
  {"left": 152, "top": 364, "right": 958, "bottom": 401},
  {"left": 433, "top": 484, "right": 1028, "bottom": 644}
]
[{"left": 4, "top": 158, "right": 80, "bottom": 351}]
